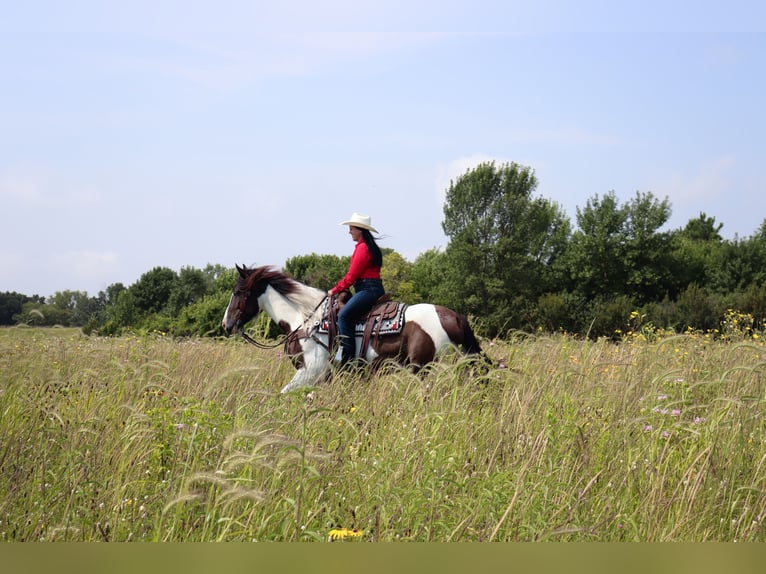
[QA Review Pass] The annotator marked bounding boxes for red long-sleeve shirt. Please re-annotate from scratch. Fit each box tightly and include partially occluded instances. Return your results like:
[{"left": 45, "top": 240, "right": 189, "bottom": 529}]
[{"left": 330, "top": 240, "right": 381, "bottom": 294}]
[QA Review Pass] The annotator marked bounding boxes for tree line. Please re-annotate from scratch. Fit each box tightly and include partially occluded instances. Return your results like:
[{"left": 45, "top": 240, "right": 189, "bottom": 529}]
[{"left": 2, "top": 161, "right": 765, "bottom": 339}]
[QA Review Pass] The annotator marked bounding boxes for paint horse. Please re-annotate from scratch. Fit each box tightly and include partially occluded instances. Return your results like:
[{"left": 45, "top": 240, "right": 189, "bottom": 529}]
[{"left": 221, "top": 264, "right": 486, "bottom": 393}]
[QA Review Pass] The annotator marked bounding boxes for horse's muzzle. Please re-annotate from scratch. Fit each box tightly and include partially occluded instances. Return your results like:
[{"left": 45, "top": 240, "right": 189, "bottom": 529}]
[{"left": 221, "top": 315, "right": 240, "bottom": 336}]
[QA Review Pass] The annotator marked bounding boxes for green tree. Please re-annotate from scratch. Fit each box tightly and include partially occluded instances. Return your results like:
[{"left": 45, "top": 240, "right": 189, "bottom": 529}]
[
  {"left": 565, "top": 191, "right": 629, "bottom": 299},
  {"left": 565, "top": 191, "right": 672, "bottom": 302},
  {"left": 622, "top": 191, "right": 673, "bottom": 301},
  {"left": 16, "top": 300, "right": 70, "bottom": 326},
  {"left": 131, "top": 267, "right": 178, "bottom": 315},
  {"left": 441, "top": 161, "right": 571, "bottom": 336},
  {"left": 103, "top": 282, "right": 127, "bottom": 305},
  {"left": 380, "top": 251, "right": 418, "bottom": 304},
  {"left": 168, "top": 267, "right": 208, "bottom": 316},
  {"left": 669, "top": 213, "right": 725, "bottom": 292},
  {"left": 101, "top": 289, "right": 139, "bottom": 333},
  {"left": 681, "top": 212, "right": 723, "bottom": 241},
  {"left": 47, "top": 290, "right": 96, "bottom": 326},
  {"left": 212, "top": 267, "right": 240, "bottom": 295},
  {"left": 706, "top": 228, "right": 766, "bottom": 294},
  {"left": 200, "top": 263, "right": 237, "bottom": 294},
  {"left": 740, "top": 220, "right": 766, "bottom": 286},
  {"left": 0, "top": 292, "right": 43, "bottom": 325},
  {"left": 285, "top": 253, "right": 348, "bottom": 291},
  {"left": 410, "top": 248, "right": 448, "bottom": 304}
]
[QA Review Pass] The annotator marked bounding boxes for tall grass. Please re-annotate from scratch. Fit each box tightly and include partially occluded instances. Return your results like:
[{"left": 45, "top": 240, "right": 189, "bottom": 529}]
[{"left": 1, "top": 326, "right": 764, "bottom": 541}]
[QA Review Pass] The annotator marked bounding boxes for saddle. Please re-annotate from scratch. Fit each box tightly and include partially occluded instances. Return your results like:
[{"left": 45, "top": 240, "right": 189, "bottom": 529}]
[{"left": 318, "top": 291, "right": 407, "bottom": 359}]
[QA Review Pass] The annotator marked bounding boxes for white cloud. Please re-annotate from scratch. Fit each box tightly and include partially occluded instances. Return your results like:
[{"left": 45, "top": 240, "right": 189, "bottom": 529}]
[
  {"left": 0, "top": 250, "right": 25, "bottom": 274},
  {"left": 654, "top": 155, "right": 736, "bottom": 206},
  {"left": 0, "top": 170, "right": 105, "bottom": 211},
  {"left": 508, "top": 127, "right": 621, "bottom": 147},
  {"left": 645, "top": 155, "right": 750, "bottom": 236},
  {"left": 0, "top": 174, "right": 45, "bottom": 206},
  {"left": 49, "top": 251, "right": 121, "bottom": 294},
  {"left": 90, "top": 4, "right": 453, "bottom": 92}
]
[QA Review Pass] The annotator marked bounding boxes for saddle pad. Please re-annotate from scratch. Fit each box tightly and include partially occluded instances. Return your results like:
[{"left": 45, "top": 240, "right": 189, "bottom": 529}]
[{"left": 317, "top": 302, "right": 407, "bottom": 336}]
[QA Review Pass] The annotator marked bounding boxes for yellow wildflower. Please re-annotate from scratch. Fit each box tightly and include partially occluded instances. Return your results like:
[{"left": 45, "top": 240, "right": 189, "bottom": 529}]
[{"left": 328, "top": 528, "right": 364, "bottom": 541}]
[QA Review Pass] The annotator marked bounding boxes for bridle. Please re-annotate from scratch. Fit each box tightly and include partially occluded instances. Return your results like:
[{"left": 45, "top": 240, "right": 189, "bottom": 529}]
[
  {"left": 232, "top": 286, "right": 283, "bottom": 349},
  {"left": 233, "top": 284, "right": 332, "bottom": 352}
]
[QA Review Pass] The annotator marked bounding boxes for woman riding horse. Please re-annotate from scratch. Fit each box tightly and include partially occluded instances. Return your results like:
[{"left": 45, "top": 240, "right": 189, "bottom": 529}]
[{"left": 328, "top": 212, "right": 385, "bottom": 368}]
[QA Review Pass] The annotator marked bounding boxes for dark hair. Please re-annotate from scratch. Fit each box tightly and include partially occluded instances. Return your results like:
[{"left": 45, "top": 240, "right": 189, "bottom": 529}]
[{"left": 360, "top": 228, "right": 383, "bottom": 268}]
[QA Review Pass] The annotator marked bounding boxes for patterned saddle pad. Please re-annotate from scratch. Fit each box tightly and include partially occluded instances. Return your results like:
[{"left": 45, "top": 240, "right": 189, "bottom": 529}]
[{"left": 317, "top": 300, "right": 407, "bottom": 337}]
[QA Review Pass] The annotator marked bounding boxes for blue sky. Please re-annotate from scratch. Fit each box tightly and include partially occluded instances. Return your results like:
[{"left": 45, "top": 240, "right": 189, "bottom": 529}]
[{"left": 2, "top": 1, "right": 765, "bottom": 297}]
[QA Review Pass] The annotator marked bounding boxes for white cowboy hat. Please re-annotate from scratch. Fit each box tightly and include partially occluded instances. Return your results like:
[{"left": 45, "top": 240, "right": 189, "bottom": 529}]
[{"left": 339, "top": 212, "right": 378, "bottom": 233}]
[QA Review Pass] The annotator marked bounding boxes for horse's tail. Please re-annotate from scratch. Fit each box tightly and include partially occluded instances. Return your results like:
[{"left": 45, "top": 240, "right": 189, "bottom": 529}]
[
  {"left": 457, "top": 313, "right": 482, "bottom": 354},
  {"left": 456, "top": 314, "right": 493, "bottom": 368},
  {"left": 432, "top": 305, "right": 491, "bottom": 367}
]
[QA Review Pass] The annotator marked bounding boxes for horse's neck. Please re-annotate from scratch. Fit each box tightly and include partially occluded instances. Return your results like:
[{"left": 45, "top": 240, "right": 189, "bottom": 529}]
[{"left": 258, "top": 284, "right": 324, "bottom": 331}]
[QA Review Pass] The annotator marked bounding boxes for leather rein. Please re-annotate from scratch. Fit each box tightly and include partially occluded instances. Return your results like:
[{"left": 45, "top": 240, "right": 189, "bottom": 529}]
[{"left": 236, "top": 288, "right": 332, "bottom": 353}]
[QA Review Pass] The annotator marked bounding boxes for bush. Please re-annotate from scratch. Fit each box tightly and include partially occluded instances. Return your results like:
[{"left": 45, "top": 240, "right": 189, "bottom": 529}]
[
  {"left": 675, "top": 284, "right": 727, "bottom": 332},
  {"left": 534, "top": 292, "right": 587, "bottom": 333},
  {"left": 176, "top": 293, "right": 231, "bottom": 337},
  {"left": 584, "top": 295, "right": 636, "bottom": 339},
  {"left": 735, "top": 282, "right": 766, "bottom": 327},
  {"left": 640, "top": 296, "right": 678, "bottom": 332}
]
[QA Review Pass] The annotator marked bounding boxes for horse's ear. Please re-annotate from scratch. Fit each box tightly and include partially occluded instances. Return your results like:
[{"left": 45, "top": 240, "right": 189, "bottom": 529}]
[{"left": 236, "top": 264, "right": 245, "bottom": 277}]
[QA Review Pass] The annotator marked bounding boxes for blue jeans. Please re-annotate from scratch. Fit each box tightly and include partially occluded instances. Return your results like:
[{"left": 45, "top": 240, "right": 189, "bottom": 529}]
[{"left": 337, "top": 279, "right": 384, "bottom": 364}]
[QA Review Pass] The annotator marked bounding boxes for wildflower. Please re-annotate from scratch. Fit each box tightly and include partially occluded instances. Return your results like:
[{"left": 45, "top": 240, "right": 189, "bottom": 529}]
[
  {"left": 328, "top": 528, "right": 364, "bottom": 541},
  {"left": 643, "top": 425, "right": 653, "bottom": 432},
  {"left": 671, "top": 409, "right": 681, "bottom": 417}
]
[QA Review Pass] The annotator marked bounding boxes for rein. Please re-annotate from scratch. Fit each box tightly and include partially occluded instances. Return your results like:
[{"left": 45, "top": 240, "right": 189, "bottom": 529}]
[
  {"left": 238, "top": 293, "right": 331, "bottom": 352},
  {"left": 240, "top": 330, "right": 285, "bottom": 349}
]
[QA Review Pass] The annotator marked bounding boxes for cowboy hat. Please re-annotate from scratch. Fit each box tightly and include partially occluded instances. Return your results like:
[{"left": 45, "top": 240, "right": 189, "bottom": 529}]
[{"left": 339, "top": 212, "right": 378, "bottom": 233}]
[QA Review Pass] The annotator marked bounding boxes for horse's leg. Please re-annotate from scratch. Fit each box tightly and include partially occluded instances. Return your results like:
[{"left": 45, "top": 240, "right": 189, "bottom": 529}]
[
  {"left": 402, "top": 324, "right": 436, "bottom": 373},
  {"left": 280, "top": 341, "right": 330, "bottom": 393}
]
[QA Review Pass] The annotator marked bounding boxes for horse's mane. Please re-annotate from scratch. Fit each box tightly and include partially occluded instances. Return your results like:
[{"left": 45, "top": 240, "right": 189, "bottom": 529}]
[
  {"left": 243, "top": 265, "right": 324, "bottom": 312},
  {"left": 244, "top": 265, "right": 298, "bottom": 296}
]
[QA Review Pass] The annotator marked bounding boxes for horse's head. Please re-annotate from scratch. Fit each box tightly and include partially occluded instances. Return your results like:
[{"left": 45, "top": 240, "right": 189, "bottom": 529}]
[{"left": 221, "top": 264, "right": 261, "bottom": 335}]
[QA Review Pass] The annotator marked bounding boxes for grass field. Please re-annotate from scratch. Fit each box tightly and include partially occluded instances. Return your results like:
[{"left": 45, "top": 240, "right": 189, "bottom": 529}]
[{"left": 1, "top": 324, "right": 765, "bottom": 541}]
